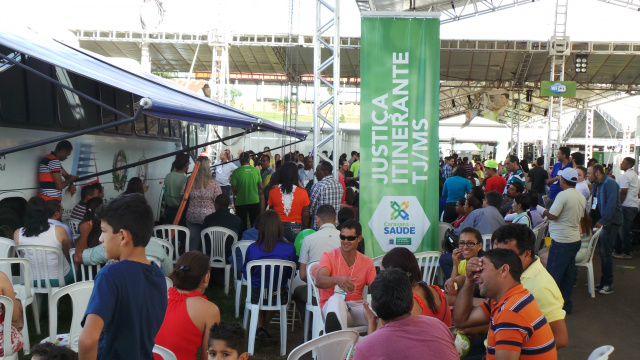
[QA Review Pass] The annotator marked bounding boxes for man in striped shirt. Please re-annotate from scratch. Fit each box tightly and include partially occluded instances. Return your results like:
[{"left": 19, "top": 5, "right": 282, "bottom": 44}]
[
  {"left": 38, "top": 141, "right": 78, "bottom": 201},
  {"left": 453, "top": 249, "right": 557, "bottom": 360}
]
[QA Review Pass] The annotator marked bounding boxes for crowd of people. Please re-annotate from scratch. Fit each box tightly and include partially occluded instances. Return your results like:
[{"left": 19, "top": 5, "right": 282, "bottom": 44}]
[{"left": 5, "top": 138, "right": 634, "bottom": 359}]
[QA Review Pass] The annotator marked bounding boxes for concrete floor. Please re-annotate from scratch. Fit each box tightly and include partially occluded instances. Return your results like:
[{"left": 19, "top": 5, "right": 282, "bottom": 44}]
[{"left": 561, "top": 252, "right": 639, "bottom": 359}]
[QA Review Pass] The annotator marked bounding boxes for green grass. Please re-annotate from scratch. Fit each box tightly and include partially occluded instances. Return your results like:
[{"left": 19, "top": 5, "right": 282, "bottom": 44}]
[{"left": 19, "top": 270, "right": 307, "bottom": 359}]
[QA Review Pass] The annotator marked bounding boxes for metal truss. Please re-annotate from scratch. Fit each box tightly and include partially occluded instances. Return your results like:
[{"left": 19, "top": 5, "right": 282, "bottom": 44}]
[
  {"left": 313, "top": 0, "right": 341, "bottom": 178},
  {"left": 209, "top": 29, "right": 230, "bottom": 104},
  {"left": 596, "top": 0, "right": 640, "bottom": 11}
]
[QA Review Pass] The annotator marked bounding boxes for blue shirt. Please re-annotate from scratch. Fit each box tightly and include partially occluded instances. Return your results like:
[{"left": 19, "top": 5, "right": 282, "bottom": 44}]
[
  {"left": 442, "top": 176, "right": 471, "bottom": 203},
  {"left": 82, "top": 260, "right": 167, "bottom": 360},
  {"left": 243, "top": 241, "right": 297, "bottom": 289},
  {"left": 591, "top": 176, "right": 623, "bottom": 226},
  {"left": 548, "top": 162, "right": 573, "bottom": 199}
]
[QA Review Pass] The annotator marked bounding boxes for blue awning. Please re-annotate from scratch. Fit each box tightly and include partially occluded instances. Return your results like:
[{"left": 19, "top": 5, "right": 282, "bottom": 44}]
[{"left": 0, "top": 29, "right": 307, "bottom": 140}]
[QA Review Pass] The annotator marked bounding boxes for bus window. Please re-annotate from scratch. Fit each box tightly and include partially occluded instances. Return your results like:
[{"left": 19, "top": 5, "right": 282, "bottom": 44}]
[
  {"left": 160, "top": 119, "right": 181, "bottom": 139},
  {"left": 56, "top": 69, "right": 101, "bottom": 129},
  {"left": 182, "top": 123, "right": 199, "bottom": 158},
  {"left": 0, "top": 47, "right": 28, "bottom": 124},
  {"left": 100, "top": 84, "right": 132, "bottom": 134},
  {"left": 135, "top": 114, "right": 159, "bottom": 137},
  {"left": 24, "top": 55, "right": 56, "bottom": 126}
]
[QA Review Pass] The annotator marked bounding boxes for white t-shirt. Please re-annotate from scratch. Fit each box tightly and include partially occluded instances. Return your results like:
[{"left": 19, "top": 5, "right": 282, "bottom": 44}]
[
  {"left": 299, "top": 223, "right": 341, "bottom": 265},
  {"left": 617, "top": 169, "right": 640, "bottom": 208},
  {"left": 548, "top": 188, "right": 586, "bottom": 243}
]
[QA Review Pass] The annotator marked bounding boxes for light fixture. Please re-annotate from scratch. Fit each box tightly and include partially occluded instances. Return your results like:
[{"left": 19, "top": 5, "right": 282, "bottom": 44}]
[{"left": 575, "top": 55, "right": 588, "bottom": 74}]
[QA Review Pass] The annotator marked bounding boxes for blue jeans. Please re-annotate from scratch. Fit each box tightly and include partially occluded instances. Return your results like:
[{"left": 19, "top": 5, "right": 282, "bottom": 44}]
[
  {"left": 615, "top": 206, "right": 637, "bottom": 256},
  {"left": 186, "top": 221, "right": 203, "bottom": 252},
  {"left": 220, "top": 185, "right": 233, "bottom": 198},
  {"left": 546, "top": 240, "right": 581, "bottom": 314},
  {"left": 283, "top": 222, "right": 302, "bottom": 244},
  {"left": 598, "top": 224, "right": 620, "bottom": 287},
  {"left": 439, "top": 253, "right": 453, "bottom": 280}
]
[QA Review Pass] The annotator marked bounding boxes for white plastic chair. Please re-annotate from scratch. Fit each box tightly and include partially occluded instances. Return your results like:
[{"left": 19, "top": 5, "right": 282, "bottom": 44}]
[
  {"left": 231, "top": 240, "right": 255, "bottom": 318},
  {"left": 165, "top": 277, "right": 173, "bottom": 290},
  {"left": 153, "top": 344, "right": 178, "bottom": 360},
  {"left": 438, "top": 222, "right": 454, "bottom": 252},
  {"left": 0, "top": 237, "right": 16, "bottom": 257},
  {"left": 68, "top": 248, "right": 103, "bottom": 282},
  {"left": 147, "top": 255, "right": 162, "bottom": 268},
  {"left": 372, "top": 255, "right": 384, "bottom": 269},
  {"left": 414, "top": 251, "right": 442, "bottom": 285},
  {"left": 0, "top": 295, "right": 18, "bottom": 359},
  {"left": 44, "top": 281, "right": 94, "bottom": 351},
  {"left": 201, "top": 226, "right": 238, "bottom": 295},
  {"left": 534, "top": 220, "right": 549, "bottom": 253},
  {"left": 0, "top": 258, "right": 38, "bottom": 354},
  {"left": 243, "top": 260, "right": 296, "bottom": 356},
  {"left": 576, "top": 228, "right": 602, "bottom": 298},
  {"left": 153, "top": 225, "right": 190, "bottom": 264},
  {"left": 66, "top": 219, "right": 82, "bottom": 236},
  {"left": 304, "top": 261, "right": 322, "bottom": 342},
  {"left": 287, "top": 330, "right": 359, "bottom": 360},
  {"left": 149, "top": 237, "right": 175, "bottom": 264},
  {"left": 587, "top": 345, "right": 614, "bottom": 360}
]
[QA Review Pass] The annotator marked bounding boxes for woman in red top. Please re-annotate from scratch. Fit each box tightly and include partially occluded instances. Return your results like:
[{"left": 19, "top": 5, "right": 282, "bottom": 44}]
[
  {"left": 154, "top": 252, "right": 220, "bottom": 360},
  {"left": 268, "top": 162, "right": 310, "bottom": 242},
  {"left": 381, "top": 247, "right": 452, "bottom": 326}
]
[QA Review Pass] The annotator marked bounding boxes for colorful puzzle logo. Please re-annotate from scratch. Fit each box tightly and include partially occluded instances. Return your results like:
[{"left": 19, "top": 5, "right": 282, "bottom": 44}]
[{"left": 390, "top": 200, "right": 410, "bottom": 221}]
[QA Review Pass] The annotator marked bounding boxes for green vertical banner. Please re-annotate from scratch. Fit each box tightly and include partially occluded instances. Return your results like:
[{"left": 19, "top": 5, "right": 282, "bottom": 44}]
[{"left": 360, "top": 15, "right": 440, "bottom": 257}]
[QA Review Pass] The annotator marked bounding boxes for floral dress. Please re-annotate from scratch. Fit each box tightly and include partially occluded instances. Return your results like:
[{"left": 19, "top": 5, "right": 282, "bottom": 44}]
[
  {"left": 181, "top": 178, "right": 222, "bottom": 224},
  {"left": 0, "top": 303, "right": 23, "bottom": 356}
]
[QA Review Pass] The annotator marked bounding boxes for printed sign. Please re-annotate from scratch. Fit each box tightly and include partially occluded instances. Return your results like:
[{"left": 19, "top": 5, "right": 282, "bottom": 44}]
[{"left": 541, "top": 81, "right": 577, "bottom": 97}]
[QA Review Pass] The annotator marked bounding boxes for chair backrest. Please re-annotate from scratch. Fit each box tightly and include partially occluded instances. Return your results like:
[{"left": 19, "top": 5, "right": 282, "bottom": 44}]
[
  {"left": 48, "top": 281, "right": 95, "bottom": 351},
  {"left": 307, "top": 262, "right": 323, "bottom": 309},
  {"left": 201, "top": 226, "right": 238, "bottom": 264},
  {"left": 534, "top": 221, "right": 549, "bottom": 253},
  {"left": 287, "top": 330, "right": 359, "bottom": 360},
  {"left": 147, "top": 255, "right": 162, "bottom": 268},
  {"left": 246, "top": 260, "right": 296, "bottom": 311},
  {"left": 15, "top": 244, "right": 66, "bottom": 293},
  {"left": 153, "top": 344, "right": 177, "bottom": 360},
  {"left": 67, "top": 219, "right": 82, "bottom": 235},
  {"left": 0, "top": 295, "right": 15, "bottom": 357},
  {"left": 587, "top": 345, "right": 614, "bottom": 360},
  {"left": 414, "top": 251, "right": 441, "bottom": 285},
  {"left": 0, "top": 237, "right": 16, "bottom": 258},
  {"left": 231, "top": 240, "right": 254, "bottom": 281},
  {"left": 438, "top": 222, "right": 454, "bottom": 251},
  {"left": 165, "top": 277, "right": 173, "bottom": 289},
  {"left": 153, "top": 225, "right": 189, "bottom": 264},
  {"left": 577, "top": 228, "right": 602, "bottom": 266},
  {"left": 149, "top": 237, "right": 175, "bottom": 264},
  {"left": 0, "top": 258, "right": 33, "bottom": 301},
  {"left": 372, "top": 255, "right": 384, "bottom": 269}
]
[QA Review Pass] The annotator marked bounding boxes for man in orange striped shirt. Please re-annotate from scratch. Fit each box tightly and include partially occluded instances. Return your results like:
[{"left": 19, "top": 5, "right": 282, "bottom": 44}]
[
  {"left": 453, "top": 249, "right": 557, "bottom": 360},
  {"left": 38, "top": 140, "right": 78, "bottom": 201}
]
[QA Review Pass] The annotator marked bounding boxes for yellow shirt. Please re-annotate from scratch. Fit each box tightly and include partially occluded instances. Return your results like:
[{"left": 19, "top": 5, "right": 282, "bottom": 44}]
[
  {"left": 457, "top": 260, "right": 467, "bottom": 276},
  {"left": 521, "top": 257, "right": 565, "bottom": 323}
]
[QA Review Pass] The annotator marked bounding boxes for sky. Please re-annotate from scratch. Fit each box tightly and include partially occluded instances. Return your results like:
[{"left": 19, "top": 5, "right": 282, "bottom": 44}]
[{"left": 1, "top": 0, "right": 639, "bottom": 123}]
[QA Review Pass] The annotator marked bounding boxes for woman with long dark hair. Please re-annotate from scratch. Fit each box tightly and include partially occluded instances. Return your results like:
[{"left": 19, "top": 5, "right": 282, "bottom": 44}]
[
  {"left": 242, "top": 210, "right": 297, "bottom": 337},
  {"left": 73, "top": 197, "right": 104, "bottom": 265},
  {"left": 154, "top": 252, "right": 220, "bottom": 360},
  {"left": 441, "top": 166, "right": 471, "bottom": 223},
  {"left": 267, "top": 162, "right": 310, "bottom": 242},
  {"left": 381, "top": 247, "right": 451, "bottom": 326},
  {"left": 14, "top": 197, "right": 73, "bottom": 286},
  {"left": 123, "top": 177, "right": 144, "bottom": 195}
]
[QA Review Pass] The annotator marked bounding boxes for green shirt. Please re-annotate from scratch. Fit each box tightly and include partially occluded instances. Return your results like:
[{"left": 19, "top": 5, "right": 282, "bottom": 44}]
[
  {"left": 351, "top": 160, "right": 360, "bottom": 178},
  {"left": 230, "top": 165, "right": 261, "bottom": 205},
  {"left": 164, "top": 171, "right": 187, "bottom": 207}
]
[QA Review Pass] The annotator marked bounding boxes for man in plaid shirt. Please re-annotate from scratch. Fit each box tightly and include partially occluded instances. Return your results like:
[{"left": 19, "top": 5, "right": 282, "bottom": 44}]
[
  {"left": 309, "top": 161, "right": 344, "bottom": 230},
  {"left": 442, "top": 156, "right": 454, "bottom": 179}
]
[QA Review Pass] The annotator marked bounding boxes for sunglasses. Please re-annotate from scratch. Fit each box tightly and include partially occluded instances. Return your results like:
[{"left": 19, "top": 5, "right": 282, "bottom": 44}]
[{"left": 339, "top": 235, "right": 359, "bottom": 241}]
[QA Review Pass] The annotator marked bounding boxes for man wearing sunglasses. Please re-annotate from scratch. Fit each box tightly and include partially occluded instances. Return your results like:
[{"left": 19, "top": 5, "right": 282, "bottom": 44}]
[{"left": 315, "top": 220, "right": 377, "bottom": 333}]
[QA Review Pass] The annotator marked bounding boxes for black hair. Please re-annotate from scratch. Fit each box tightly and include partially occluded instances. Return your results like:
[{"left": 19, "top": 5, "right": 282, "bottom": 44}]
[
  {"left": 80, "top": 184, "right": 96, "bottom": 201},
  {"left": 514, "top": 193, "right": 531, "bottom": 211},
  {"left": 381, "top": 248, "right": 438, "bottom": 313},
  {"left": 527, "top": 190, "right": 538, "bottom": 207},
  {"left": 337, "top": 206, "right": 355, "bottom": 226},
  {"left": 171, "top": 153, "right": 190, "bottom": 172},
  {"left": 54, "top": 140, "right": 73, "bottom": 152},
  {"left": 82, "top": 197, "right": 105, "bottom": 248},
  {"left": 563, "top": 178, "right": 577, "bottom": 187},
  {"left": 255, "top": 210, "right": 285, "bottom": 253},
  {"left": 624, "top": 157, "right": 636, "bottom": 168},
  {"left": 456, "top": 198, "right": 466, "bottom": 207},
  {"left": 491, "top": 224, "right": 535, "bottom": 257},
  {"left": 483, "top": 248, "right": 523, "bottom": 283},
  {"left": 319, "top": 160, "right": 333, "bottom": 175},
  {"left": 22, "top": 197, "right": 50, "bottom": 237},
  {"left": 123, "top": 177, "right": 144, "bottom": 195},
  {"left": 519, "top": 160, "right": 530, "bottom": 173},
  {"left": 370, "top": 268, "right": 413, "bottom": 321},
  {"left": 261, "top": 154, "right": 271, "bottom": 162},
  {"left": 485, "top": 191, "right": 503, "bottom": 209},
  {"left": 459, "top": 226, "right": 482, "bottom": 245},
  {"left": 469, "top": 186, "right": 485, "bottom": 203},
  {"left": 277, "top": 162, "right": 299, "bottom": 194},
  {"left": 536, "top": 157, "right": 544, "bottom": 166},
  {"left": 30, "top": 342, "right": 78, "bottom": 360},
  {"left": 507, "top": 154, "right": 519, "bottom": 165},
  {"left": 215, "top": 194, "right": 231, "bottom": 208},
  {"left": 571, "top": 152, "right": 585, "bottom": 166},
  {"left": 96, "top": 194, "right": 154, "bottom": 247},
  {"left": 339, "top": 219, "right": 362, "bottom": 236},
  {"left": 90, "top": 182, "right": 103, "bottom": 194},
  {"left": 351, "top": 151, "right": 357, "bottom": 156},
  {"left": 170, "top": 251, "right": 210, "bottom": 291},
  {"left": 316, "top": 204, "right": 336, "bottom": 223},
  {"left": 592, "top": 164, "right": 605, "bottom": 176},
  {"left": 511, "top": 182, "right": 525, "bottom": 194},
  {"left": 45, "top": 200, "right": 62, "bottom": 219},
  {"left": 453, "top": 166, "right": 467, "bottom": 178},
  {"left": 239, "top": 152, "right": 251, "bottom": 165},
  {"left": 559, "top": 146, "right": 571, "bottom": 158},
  {"left": 209, "top": 321, "right": 247, "bottom": 354},
  {"left": 463, "top": 157, "right": 469, "bottom": 162}
]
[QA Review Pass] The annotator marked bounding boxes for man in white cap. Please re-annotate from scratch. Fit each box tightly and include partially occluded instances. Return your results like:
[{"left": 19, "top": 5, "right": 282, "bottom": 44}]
[{"left": 542, "top": 167, "right": 586, "bottom": 314}]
